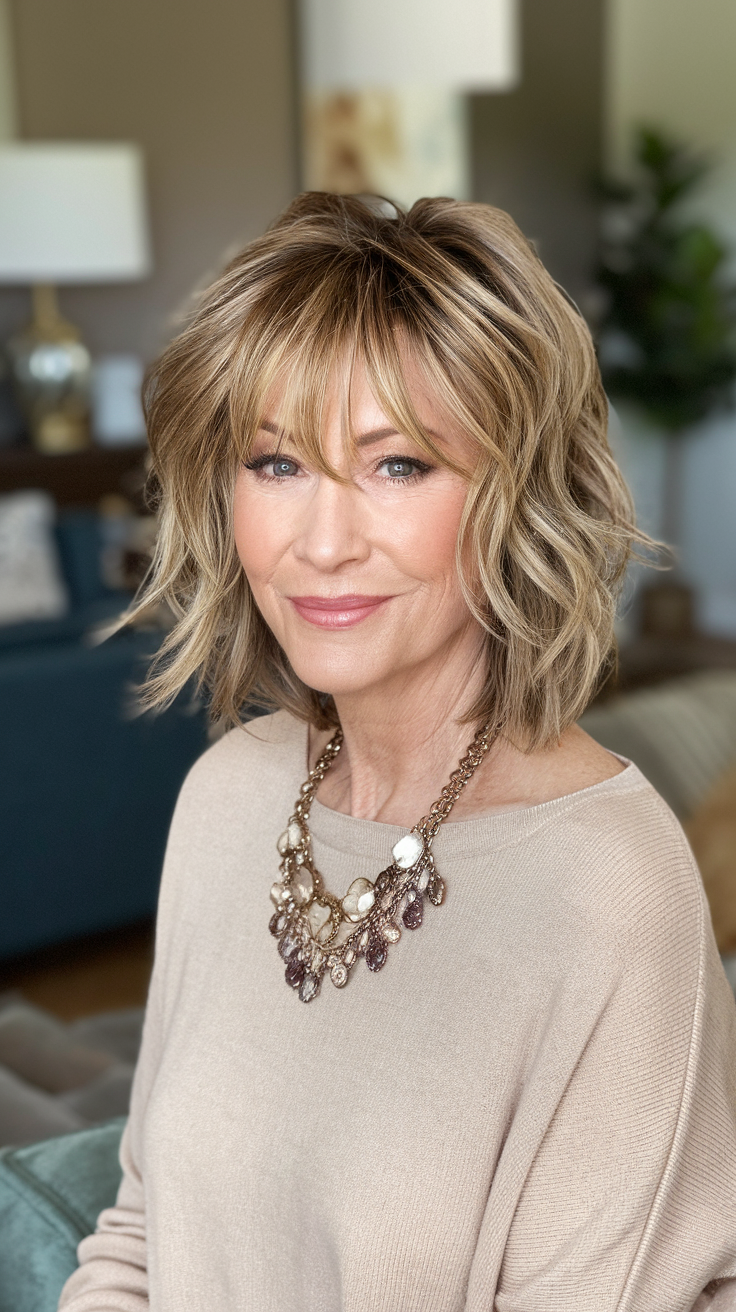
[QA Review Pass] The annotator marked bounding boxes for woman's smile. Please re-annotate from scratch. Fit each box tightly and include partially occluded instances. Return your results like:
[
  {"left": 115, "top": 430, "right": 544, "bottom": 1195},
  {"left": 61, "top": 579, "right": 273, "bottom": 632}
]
[{"left": 288, "top": 594, "right": 393, "bottom": 628}]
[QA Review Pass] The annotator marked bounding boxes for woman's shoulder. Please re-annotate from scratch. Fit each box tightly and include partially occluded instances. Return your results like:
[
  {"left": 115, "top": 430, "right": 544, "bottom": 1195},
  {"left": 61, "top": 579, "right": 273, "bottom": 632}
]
[
  {"left": 175, "top": 709, "right": 307, "bottom": 815},
  {"left": 552, "top": 760, "right": 708, "bottom": 960}
]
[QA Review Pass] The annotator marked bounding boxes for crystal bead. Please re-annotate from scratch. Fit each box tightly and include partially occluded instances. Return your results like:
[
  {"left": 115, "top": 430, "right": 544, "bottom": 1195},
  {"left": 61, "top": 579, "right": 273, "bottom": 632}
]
[
  {"left": 285, "top": 958, "right": 305, "bottom": 989},
  {"left": 311, "top": 947, "right": 324, "bottom": 971},
  {"left": 278, "top": 933, "right": 301, "bottom": 961},
  {"left": 331, "top": 961, "right": 349, "bottom": 988},
  {"left": 344, "top": 947, "right": 356, "bottom": 966},
  {"left": 270, "top": 881, "right": 287, "bottom": 907},
  {"left": 382, "top": 920, "right": 401, "bottom": 943},
  {"left": 277, "top": 821, "right": 304, "bottom": 854},
  {"left": 365, "top": 935, "right": 388, "bottom": 972},
  {"left": 291, "top": 873, "right": 312, "bottom": 907},
  {"left": 427, "top": 874, "right": 446, "bottom": 906},
  {"left": 359, "top": 929, "right": 370, "bottom": 948},
  {"left": 299, "top": 973, "right": 320, "bottom": 1003},
  {"left": 418, "top": 868, "right": 430, "bottom": 892},
  {"left": 403, "top": 893, "right": 424, "bottom": 930},
  {"left": 341, "top": 877, "right": 376, "bottom": 922},
  {"left": 269, "top": 912, "right": 281, "bottom": 936},
  {"left": 308, "top": 901, "right": 331, "bottom": 937},
  {"left": 392, "top": 831, "right": 425, "bottom": 870}
]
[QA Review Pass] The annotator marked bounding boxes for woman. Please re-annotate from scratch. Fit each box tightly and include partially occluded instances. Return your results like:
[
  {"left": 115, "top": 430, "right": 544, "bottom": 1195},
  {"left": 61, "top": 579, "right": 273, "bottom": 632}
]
[{"left": 60, "top": 194, "right": 736, "bottom": 1311}]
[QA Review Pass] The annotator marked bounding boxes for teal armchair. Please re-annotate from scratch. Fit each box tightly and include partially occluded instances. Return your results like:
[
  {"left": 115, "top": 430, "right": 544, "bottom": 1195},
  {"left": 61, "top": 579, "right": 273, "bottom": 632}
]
[{"left": 0, "top": 1119, "right": 124, "bottom": 1312}]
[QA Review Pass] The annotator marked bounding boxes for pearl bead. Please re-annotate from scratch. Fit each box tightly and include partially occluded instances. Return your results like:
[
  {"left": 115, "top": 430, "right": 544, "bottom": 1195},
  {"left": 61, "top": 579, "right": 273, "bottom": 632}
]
[{"left": 392, "top": 832, "right": 425, "bottom": 870}]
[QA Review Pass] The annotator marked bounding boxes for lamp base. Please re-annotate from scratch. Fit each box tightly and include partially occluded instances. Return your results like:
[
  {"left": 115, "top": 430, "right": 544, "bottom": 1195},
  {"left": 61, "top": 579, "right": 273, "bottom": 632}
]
[{"left": 6, "top": 284, "right": 92, "bottom": 454}]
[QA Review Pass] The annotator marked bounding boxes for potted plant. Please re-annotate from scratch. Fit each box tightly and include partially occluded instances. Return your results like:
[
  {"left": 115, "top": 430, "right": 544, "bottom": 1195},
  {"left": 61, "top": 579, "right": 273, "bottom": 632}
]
[{"left": 596, "top": 127, "right": 736, "bottom": 636}]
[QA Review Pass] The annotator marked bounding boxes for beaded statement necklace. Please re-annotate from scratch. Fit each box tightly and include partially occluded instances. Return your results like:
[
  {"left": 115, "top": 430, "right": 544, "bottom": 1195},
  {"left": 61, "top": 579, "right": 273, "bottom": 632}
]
[{"left": 268, "top": 721, "right": 497, "bottom": 1003}]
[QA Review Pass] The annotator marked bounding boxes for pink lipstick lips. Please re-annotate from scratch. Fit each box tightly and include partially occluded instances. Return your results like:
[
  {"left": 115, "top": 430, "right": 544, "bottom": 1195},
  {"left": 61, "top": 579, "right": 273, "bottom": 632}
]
[{"left": 289, "top": 594, "right": 391, "bottom": 629}]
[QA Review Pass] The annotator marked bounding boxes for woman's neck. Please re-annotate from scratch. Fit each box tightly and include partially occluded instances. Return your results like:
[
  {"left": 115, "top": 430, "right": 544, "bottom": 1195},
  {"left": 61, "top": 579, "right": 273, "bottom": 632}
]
[{"left": 311, "top": 634, "right": 490, "bottom": 825}]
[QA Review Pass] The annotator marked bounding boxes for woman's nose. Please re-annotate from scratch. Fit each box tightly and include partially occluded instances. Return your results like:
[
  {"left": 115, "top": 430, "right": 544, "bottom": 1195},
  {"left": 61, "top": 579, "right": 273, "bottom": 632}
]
[{"left": 292, "top": 476, "right": 371, "bottom": 572}]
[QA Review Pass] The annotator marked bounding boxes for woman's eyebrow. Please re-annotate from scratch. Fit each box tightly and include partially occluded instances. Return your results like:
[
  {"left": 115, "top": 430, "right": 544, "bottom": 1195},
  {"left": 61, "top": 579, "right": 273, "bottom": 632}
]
[
  {"left": 355, "top": 426, "right": 400, "bottom": 447},
  {"left": 258, "top": 419, "right": 287, "bottom": 439},
  {"left": 257, "top": 420, "right": 441, "bottom": 448},
  {"left": 257, "top": 420, "right": 400, "bottom": 447}
]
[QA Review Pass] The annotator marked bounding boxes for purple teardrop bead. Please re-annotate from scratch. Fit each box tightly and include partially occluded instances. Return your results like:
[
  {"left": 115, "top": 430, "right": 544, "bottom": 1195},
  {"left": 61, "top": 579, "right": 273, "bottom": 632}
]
[
  {"left": 403, "top": 892, "right": 424, "bottom": 930},
  {"left": 365, "top": 935, "right": 388, "bottom": 972},
  {"left": 278, "top": 933, "right": 300, "bottom": 961},
  {"left": 285, "top": 958, "right": 306, "bottom": 989},
  {"left": 299, "top": 973, "right": 320, "bottom": 1003}
]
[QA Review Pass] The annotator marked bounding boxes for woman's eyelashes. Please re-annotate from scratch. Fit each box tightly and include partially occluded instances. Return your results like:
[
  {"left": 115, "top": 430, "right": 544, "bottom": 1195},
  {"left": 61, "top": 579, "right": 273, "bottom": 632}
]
[
  {"left": 244, "top": 453, "right": 301, "bottom": 480},
  {"left": 243, "top": 451, "right": 435, "bottom": 484},
  {"left": 377, "top": 456, "right": 433, "bottom": 483}
]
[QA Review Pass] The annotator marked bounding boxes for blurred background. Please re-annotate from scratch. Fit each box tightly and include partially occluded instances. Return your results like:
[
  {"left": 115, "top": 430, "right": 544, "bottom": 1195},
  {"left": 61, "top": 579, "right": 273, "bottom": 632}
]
[{"left": 1, "top": 0, "right": 736, "bottom": 1147}]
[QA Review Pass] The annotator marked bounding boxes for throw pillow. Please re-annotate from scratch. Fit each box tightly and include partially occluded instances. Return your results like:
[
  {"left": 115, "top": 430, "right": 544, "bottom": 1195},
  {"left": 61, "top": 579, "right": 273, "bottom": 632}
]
[{"left": 0, "top": 490, "right": 68, "bottom": 625}]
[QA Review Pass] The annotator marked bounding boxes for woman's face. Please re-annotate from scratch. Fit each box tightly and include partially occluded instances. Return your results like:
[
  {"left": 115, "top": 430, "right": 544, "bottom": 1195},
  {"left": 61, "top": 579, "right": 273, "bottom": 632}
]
[{"left": 233, "top": 359, "right": 483, "bottom": 704}]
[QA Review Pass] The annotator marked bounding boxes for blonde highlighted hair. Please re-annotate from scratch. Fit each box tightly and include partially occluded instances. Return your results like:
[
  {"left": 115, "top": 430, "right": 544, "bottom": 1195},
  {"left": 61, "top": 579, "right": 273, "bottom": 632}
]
[{"left": 134, "top": 192, "right": 643, "bottom": 748}]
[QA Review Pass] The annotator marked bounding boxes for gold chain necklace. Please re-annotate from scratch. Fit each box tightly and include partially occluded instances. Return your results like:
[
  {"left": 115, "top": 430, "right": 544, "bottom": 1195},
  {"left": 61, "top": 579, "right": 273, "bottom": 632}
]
[{"left": 269, "top": 720, "right": 497, "bottom": 1003}]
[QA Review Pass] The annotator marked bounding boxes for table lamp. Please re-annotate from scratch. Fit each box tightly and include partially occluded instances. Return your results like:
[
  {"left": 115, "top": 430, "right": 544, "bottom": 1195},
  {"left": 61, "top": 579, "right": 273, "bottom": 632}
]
[{"left": 0, "top": 142, "right": 151, "bottom": 453}]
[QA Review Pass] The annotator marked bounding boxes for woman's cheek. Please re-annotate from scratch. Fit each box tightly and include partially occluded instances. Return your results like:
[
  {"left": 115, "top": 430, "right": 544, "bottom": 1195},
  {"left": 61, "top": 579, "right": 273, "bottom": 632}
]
[
  {"left": 379, "top": 481, "right": 466, "bottom": 581},
  {"left": 233, "top": 476, "right": 285, "bottom": 580}
]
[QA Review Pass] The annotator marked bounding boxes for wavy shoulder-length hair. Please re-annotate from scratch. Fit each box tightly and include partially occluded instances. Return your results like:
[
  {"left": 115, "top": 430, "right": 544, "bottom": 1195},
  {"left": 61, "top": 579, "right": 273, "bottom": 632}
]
[{"left": 132, "top": 191, "right": 643, "bottom": 749}]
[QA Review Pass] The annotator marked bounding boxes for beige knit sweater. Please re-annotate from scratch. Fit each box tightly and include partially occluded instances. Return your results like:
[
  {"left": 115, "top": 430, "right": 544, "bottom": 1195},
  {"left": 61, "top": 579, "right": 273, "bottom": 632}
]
[{"left": 59, "top": 710, "right": 736, "bottom": 1311}]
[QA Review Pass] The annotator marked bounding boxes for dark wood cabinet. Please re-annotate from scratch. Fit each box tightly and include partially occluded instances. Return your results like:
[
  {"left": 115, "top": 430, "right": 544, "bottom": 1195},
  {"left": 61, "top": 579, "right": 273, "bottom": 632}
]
[{"left": 0, "top": 444, "right": 149, "bottom": 507}]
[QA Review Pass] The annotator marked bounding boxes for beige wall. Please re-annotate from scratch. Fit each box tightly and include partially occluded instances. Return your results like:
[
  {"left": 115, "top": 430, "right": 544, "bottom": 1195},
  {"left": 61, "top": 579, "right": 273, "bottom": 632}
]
[
  {"left": 606, "top": 0, "right": 736, "bottom": 244},
  {"left": 0, "top": 0, "right": 16, "bottom": 138},
  {"left": 0, "top": 0, "right": 297, "bottom": 358}
]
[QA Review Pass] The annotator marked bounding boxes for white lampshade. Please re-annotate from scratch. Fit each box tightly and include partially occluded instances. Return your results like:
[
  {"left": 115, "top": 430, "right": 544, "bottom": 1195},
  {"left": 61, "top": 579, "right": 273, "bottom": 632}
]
[
  {"left": 0, "top": 142, "right": 151, "bottom": 284},
  {"left": 301, "top": 0, "right": 519, "bottom": 92}
]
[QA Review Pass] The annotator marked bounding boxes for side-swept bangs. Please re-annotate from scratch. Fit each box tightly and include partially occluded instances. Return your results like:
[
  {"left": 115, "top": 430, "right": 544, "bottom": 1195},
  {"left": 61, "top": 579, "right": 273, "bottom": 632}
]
[{"left": 132, "top": 192, "right": 646, "bottom": 747}]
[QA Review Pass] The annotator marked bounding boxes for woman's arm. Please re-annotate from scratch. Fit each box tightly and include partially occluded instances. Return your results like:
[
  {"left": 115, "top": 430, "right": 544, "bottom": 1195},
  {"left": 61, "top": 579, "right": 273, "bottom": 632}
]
[
  {"left": 470, "top": 816, "right": 736, "bottom": 1311},
  {"left": 57, "top": 981, "right": 161, "bottom": 1311}
]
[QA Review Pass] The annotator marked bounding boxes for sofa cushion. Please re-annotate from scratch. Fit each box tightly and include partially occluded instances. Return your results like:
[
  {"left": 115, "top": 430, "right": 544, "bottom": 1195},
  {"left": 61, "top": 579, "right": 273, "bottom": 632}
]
[
  {"left": 54, "top": 509, "right": 112, "bottom": 609},
  {"left": 0, "top": 594, "right": 127, "bottom": 654},
  {"left": 0, "top": 1118, "right": 124, "bottom": 1312},
  {"left": 580, "top": 671, "right": 736, "bottom": 819}
]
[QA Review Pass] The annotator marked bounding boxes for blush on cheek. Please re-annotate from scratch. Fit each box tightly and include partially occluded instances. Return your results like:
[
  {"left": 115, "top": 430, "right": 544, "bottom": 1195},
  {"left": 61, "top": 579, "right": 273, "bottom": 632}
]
[{"left": 232, "top": 470, "right": 282, "bottom": 592}]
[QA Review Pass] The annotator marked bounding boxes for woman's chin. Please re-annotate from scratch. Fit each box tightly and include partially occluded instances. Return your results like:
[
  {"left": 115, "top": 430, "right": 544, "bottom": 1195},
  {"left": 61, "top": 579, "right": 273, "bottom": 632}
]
[
  {"left": 286, "top": 652, "right": 392, "bottom": 701},
  {"left": 294, "top": 668, "right": 385, "bottom": 701}
]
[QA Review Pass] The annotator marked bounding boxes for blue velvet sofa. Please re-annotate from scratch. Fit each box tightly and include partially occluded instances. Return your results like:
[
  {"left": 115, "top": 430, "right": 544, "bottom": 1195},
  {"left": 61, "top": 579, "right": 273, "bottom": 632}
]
[{"left": 0, "top": 509, "right": 207, "bottom": 960}]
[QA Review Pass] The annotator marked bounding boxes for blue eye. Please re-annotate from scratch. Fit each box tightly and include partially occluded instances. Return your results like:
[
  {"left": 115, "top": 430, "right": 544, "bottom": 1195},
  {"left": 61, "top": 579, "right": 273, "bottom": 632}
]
[
  {"left": 383, "top": 459, "right": 416, "bottom": 478},
  {"left": 244, "top": 453, "right": 300, "bottom": 479}
]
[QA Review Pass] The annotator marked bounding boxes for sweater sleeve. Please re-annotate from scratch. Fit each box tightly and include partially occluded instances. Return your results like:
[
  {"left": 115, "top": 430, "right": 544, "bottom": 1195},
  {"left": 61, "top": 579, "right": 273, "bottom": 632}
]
[
  {"left": 56, "top": 981, "right": 161, "bottom": 1311},
  {"left": 55, "top": 737, "right": 219, "bottom": 1312},
  {"left": 488, "top": 827, "right": 736, "bottom": 1312}
]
